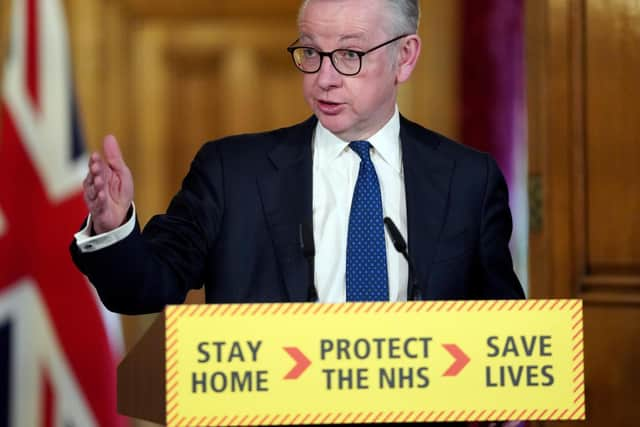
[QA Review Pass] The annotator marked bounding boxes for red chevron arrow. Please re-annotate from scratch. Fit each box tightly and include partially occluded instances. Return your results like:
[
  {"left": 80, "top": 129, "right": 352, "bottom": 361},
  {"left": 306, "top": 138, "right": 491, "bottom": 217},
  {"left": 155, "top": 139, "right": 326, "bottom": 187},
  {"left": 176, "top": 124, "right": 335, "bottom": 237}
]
[
  {"left": 283, "top": 347, "right": 311, "bottom": 379},
  {"left": 442, "top": 344, "right": 470, "bottom": 376}
]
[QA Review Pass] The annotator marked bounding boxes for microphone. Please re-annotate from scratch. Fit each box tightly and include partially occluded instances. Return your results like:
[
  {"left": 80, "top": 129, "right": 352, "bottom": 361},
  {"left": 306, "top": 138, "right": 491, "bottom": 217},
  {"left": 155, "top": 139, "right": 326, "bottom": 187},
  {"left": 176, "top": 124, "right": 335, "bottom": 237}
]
[
  {"left": 383, "top": 217, "right": 422, "bottom": 301},
  {"left": 299, "top": 222, "right": 318, "bottom": 302}
]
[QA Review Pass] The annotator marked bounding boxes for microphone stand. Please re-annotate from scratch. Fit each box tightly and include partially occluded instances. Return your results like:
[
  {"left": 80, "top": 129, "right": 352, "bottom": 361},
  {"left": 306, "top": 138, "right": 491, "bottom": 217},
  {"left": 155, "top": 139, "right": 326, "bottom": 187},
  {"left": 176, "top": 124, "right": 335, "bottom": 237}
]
[
  {"left": 383, "top": 217, "right": 422, "bottom": 301},
  {"left": 299, "top": 222, "right": 318, "bottom": 302}
]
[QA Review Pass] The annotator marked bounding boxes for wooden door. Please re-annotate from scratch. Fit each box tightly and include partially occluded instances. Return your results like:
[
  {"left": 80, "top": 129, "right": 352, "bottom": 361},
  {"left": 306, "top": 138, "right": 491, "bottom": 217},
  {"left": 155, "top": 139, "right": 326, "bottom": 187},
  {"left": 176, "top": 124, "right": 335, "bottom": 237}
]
[{"left": 527, "top": 0, "right": 640, "bottom": 426}]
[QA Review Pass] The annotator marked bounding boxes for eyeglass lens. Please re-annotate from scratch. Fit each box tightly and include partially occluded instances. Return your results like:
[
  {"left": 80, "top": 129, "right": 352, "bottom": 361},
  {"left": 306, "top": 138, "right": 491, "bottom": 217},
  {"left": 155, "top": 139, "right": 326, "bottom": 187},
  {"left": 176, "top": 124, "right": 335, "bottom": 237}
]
[{"left": 291, "top": 48, "right": 361, "bottom": 75}]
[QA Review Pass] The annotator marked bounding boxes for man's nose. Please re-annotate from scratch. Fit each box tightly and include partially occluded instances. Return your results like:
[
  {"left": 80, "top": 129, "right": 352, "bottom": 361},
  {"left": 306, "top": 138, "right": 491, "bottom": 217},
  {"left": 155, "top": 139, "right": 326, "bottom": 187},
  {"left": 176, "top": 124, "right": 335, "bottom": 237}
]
[{"left": 316, "top": 55, "right": 342, "bottom": 89}]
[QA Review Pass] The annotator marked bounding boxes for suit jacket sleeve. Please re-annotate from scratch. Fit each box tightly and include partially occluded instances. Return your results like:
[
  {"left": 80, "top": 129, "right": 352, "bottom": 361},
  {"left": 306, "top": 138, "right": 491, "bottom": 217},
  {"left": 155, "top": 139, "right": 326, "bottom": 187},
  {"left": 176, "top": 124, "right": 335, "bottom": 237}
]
[
  {"left": 70, "top": 142, "right": 224, "bottom": 314},
  {"left": 477, "top": 155, "right": 524, "bottom": 299}
]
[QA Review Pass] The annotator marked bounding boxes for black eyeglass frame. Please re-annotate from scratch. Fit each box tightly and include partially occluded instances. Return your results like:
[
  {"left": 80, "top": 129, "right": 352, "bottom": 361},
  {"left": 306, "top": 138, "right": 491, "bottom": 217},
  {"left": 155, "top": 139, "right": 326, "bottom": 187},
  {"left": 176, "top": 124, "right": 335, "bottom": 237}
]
[{"left": 286, "top": 34, "right": 412, "bottom": 76}]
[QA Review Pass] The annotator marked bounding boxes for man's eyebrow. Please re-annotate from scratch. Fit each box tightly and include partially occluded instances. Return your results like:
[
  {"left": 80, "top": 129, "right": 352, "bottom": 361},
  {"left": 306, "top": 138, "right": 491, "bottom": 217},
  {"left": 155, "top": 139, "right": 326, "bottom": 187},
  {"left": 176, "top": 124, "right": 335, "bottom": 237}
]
[
  {"left": 298, "top": 33, "right": 314, "bottom": 43},
  {"left": 338, "top": 33, "right": 367, "bottom": 42}
]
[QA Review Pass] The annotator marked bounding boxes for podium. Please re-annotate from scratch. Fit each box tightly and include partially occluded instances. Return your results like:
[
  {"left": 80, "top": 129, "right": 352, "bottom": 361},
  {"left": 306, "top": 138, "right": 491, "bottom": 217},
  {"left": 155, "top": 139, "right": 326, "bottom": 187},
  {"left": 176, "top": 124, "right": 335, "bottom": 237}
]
[
  {"left": 118, "top": 312, "right": 167, "bottom": 424},
  {"left": 117, "top": 300, "right": 585, "bottom": 426}
]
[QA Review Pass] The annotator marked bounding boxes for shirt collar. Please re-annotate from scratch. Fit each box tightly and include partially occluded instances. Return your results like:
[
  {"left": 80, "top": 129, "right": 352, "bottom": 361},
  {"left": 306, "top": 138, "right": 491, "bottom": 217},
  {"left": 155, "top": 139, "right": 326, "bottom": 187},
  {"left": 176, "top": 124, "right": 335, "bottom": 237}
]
[{"left": 313, "top": 106, "right": 402, "bottom": 174}]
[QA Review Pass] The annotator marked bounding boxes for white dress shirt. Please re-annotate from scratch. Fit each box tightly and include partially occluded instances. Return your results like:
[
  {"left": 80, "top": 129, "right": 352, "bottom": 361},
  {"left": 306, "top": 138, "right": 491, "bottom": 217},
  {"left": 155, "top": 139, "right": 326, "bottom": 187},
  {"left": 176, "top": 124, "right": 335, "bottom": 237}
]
[
  {"left": 75, "top": 109, "right": 409, "bottom": 302},
  {"left": 312, "top": 108, "right": 408, "bottom": 302}
]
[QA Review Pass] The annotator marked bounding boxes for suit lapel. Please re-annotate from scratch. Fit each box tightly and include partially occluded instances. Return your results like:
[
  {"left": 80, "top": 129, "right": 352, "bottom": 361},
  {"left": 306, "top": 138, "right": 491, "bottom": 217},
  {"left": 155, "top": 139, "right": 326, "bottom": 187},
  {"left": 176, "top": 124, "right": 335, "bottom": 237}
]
[
  {"left": 258, "top": 117, "right": 316, "bottom": 302},
  {"left": 400, "top": 116, "right": 455, "bottom": 298}
]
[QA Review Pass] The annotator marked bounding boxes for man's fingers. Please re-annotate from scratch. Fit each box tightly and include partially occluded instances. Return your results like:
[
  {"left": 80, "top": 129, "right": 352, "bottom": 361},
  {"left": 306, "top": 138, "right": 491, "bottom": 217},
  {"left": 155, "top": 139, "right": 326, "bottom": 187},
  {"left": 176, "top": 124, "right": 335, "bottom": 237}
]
[
  {"left": 86, "top": 188, "right": 108, "bottom": 214},
  {"left": 93, "top": 174, "right": 104, "bottom": 190},
  {"left": 85, "top": 184, "right": 97, "bottom": 201},
  {"left": 103, "top": 134, "right": 127, "bottom": 172},
  {"left": 90, "top": 156, "right": 103, "bottom": 176},
  {"left": 84, "top": 186, "right": 102, "bottom": 212},
  {"left": 83, "top": 187, "right": 92, "bottom": 207},
  {"left": 83, "top": 167, "right": 98, "bottom": 202},
  {"left": 83, "top": 173, "right": 92, "bottom": 190}
]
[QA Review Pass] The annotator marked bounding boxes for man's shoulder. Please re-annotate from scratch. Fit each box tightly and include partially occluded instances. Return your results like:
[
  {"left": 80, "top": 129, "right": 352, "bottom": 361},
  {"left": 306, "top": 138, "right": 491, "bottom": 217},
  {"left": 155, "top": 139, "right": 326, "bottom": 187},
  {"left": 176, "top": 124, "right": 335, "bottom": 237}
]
[
  {"left": 400, "top": 115, "right": 490, "bottom": 163},
  {"left": 197, "top": 116, "right": 317, "bottom": 159}
]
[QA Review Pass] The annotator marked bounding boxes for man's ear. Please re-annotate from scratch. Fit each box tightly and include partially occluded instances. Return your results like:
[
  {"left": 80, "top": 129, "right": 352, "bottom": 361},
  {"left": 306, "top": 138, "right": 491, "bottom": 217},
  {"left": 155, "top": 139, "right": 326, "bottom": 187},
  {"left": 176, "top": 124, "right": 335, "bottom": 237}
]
[{"left": 395, "top": 35, "right": 421, "bottom": 83}]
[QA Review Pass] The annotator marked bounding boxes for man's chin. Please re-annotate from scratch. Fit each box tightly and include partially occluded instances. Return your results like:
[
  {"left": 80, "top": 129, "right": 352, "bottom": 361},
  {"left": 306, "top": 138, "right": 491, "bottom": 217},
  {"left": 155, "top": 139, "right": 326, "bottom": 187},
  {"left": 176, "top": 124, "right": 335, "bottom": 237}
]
[{"left": 316, "top": 115, "right": 352, "bottom": 139}]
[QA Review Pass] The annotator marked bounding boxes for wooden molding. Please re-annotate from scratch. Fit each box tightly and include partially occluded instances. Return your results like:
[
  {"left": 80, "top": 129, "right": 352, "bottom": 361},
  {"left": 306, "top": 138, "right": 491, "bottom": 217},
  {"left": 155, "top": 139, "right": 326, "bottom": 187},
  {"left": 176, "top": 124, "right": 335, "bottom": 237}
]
[
  {"left": 122, "top": 0, "right": 300, "bottom": 19},
  {"left": 579, "top": 290, "right": 640, "bottom": 305},
  {"left": 569, "top": 0, "right": 587, "bottom": 297},
  {"left": 582, "top": 274, "right": 640, "bottom": 288}
]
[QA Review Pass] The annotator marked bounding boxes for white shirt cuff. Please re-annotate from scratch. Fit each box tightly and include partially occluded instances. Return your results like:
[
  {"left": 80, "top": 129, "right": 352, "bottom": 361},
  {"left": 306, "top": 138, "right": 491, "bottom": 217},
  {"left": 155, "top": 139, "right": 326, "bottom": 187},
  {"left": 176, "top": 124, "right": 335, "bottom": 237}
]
[{"left": 74, "top": 203, "right": 137, "bottom": 253}]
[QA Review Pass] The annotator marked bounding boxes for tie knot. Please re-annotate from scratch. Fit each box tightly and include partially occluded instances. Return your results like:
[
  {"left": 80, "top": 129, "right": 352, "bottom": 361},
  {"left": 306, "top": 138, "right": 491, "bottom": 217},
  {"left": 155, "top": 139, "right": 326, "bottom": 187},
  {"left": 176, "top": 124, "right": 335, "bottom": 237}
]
[{"left": 349, "top": 140, "right": 372, "bottom": 162}]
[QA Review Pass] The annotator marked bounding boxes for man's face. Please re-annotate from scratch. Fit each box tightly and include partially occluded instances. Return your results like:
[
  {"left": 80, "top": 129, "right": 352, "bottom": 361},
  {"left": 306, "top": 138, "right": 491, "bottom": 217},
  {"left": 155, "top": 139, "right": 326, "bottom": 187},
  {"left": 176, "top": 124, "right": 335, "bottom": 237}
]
[{"left": 298, "top": 0, "right": 401, "bottom": 142}]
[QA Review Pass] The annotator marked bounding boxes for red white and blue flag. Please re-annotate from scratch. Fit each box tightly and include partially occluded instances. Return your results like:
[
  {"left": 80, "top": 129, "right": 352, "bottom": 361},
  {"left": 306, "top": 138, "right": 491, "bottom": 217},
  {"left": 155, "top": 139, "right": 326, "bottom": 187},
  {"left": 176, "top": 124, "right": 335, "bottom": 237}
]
[{"left": 0, "top": 0, "right": 126, "bottom": 425}]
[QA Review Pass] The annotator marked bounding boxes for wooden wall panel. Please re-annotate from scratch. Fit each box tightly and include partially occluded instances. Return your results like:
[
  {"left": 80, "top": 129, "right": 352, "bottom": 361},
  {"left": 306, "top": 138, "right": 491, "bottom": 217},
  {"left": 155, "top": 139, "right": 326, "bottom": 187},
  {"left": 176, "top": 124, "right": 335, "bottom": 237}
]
[
  {"left": 401, "top": 0, "right": 461, "bottom": 140},
  {"left": 161, "top": 24, "right": 310, "bottom": 205},
  {"left": 123, "top": 0, "right": 302, "bottom": 19},
  {"left": 167, "top": 51, "right": 225, "bottom": 193},
  {"left": 585, "top": 0, "right": 640, "bottom": 272},
  {"left": 526, "top": 0, "right": 550, "bottom": 299},
  {"left": 64, "top": 0, "right": 105, "bottom": 154},
  {"left": 527, "top": 0, "right": 640, "bottom": 301},
  {"left": 0, "top": 2, "right": 9, "bottom": 76},
  {"left": 581, "top": 306, "right": 640, "bottom": 426}
]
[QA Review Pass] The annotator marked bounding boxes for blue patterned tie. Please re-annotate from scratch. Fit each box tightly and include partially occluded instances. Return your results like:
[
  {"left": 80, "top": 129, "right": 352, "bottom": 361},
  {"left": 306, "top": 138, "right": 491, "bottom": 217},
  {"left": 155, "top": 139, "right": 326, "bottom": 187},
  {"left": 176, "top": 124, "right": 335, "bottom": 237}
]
[{"left": 346, "top": 141, "right": 389, "bottom": 301}]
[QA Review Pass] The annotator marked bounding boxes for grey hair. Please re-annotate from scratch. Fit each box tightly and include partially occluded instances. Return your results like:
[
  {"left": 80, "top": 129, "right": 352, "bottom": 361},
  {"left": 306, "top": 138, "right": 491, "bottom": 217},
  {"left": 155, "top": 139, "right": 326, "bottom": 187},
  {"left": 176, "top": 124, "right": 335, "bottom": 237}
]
[
  {"left": 384, "top": 0, "right": 420, "bottom": 35},
  {"left": 298, "top": 0, "right": 420, "bottom": 36}
]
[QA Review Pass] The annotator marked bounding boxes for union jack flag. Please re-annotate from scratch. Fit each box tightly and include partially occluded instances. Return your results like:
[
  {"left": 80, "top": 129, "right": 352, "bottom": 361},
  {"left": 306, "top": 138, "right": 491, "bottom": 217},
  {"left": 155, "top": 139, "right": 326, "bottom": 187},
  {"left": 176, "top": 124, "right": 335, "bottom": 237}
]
[{"left": 0, "top": 0, "right": 126, "bottom": 425}]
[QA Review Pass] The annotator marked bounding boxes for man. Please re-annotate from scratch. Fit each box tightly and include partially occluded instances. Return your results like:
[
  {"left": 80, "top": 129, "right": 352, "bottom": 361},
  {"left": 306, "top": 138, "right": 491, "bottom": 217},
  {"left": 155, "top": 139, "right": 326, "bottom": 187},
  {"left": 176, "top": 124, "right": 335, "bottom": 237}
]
[{"left": 71, "top": 0, "right": 523, "bottom": 315}]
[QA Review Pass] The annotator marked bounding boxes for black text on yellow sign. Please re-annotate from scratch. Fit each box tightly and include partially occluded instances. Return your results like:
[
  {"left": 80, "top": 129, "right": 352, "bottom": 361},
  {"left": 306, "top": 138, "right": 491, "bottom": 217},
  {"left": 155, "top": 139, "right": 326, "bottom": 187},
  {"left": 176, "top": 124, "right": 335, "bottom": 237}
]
[{"left": 165, "top": 299, "right": 585, "bottom": 426}]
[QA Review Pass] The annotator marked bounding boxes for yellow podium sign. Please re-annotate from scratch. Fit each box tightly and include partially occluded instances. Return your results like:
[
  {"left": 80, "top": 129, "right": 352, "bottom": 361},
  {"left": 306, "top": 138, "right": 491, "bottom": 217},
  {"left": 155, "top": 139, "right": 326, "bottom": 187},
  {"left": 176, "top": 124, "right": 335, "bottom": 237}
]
[{"left": 164, "top": 299, "right": 585, "bottom": 426}]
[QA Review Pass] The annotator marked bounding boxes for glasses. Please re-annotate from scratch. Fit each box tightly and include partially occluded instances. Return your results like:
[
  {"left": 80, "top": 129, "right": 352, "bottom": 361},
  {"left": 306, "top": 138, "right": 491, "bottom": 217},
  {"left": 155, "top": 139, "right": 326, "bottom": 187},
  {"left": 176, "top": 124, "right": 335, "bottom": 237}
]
[{"left": 287, "top": 34, "right": 411, "bottom": 76}]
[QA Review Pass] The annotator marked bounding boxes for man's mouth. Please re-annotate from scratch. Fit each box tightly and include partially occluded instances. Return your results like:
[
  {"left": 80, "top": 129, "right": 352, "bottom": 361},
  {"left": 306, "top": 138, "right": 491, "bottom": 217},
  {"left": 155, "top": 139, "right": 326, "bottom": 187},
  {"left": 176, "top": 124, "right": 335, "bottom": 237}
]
[{"left": 316, "top": 100, "right": 344, "bottom": 115}]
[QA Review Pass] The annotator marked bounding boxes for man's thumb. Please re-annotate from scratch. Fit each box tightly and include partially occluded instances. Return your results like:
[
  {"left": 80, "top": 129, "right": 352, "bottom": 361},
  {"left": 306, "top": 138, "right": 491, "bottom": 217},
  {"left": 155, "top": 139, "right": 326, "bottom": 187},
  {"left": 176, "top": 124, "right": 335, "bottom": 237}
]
[{"left": 103, "top": 134, "right": 126, "bottom": 171}]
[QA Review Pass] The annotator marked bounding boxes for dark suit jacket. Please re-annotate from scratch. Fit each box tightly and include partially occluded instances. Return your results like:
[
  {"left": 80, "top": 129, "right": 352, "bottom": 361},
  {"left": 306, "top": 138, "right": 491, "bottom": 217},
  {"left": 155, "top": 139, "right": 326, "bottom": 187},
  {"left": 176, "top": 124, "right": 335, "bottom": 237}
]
[{"left": 71, "top": 115, "right": 523, "bottom": 315}]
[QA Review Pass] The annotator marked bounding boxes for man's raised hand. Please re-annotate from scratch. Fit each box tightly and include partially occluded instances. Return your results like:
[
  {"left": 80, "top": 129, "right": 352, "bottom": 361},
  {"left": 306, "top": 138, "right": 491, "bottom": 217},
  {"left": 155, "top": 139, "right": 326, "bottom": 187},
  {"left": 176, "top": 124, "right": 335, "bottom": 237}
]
[{"left": 82, "top": 135, "right": 134, "bottom": 234}]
